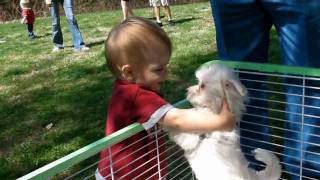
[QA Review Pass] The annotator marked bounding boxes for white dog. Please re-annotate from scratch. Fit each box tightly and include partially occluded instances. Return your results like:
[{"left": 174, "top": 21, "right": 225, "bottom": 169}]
[{"left": 167, "top": 64, "right": 281, "bottom": 180}]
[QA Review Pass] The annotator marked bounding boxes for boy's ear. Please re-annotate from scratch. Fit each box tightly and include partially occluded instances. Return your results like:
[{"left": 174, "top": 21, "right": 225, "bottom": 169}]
[{"left": 121, "top": 64, "right": 134, "bottom": 81}]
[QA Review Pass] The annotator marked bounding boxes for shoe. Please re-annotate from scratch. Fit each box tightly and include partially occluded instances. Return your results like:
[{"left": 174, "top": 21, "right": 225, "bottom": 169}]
[
  {"left": 73, "top": 46, "right": 90, "bottom": 52},
  {"left": 168, "top": 20, "right": 175, "bottom": 26},
  {"left": 52, "top": 46, "right": 64, "bottom": 52},
  {"left": 156, "top": 22, "right": 163, "bottom": 27},
  {"left": 28, "top": 33, "right": 36, "bottom": 40}
]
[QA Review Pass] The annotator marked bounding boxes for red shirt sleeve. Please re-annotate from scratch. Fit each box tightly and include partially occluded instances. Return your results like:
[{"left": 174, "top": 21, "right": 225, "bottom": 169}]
[{"left": 105, "top": 80, "right": 170, "bottom": 134}]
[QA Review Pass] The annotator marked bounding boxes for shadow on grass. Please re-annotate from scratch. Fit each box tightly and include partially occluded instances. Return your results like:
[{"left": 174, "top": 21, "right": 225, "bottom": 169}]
[
  {"left": 147, "top": 16, "right": 199, "bottom": 25},
  {"left": 35, "top": 33, "right": 52, "bottom": 39},
  {"left": 87, "top": 39, "right": 105, "bottom": 48},
  {"left": 56, "top": 39, "right": 105, "bottom": 48},
  {"left": 173, "top": 17, "right": 200, "bottom": 25},
  {"left": 147, "top": 15, "right": 165, "bottom": 21}
]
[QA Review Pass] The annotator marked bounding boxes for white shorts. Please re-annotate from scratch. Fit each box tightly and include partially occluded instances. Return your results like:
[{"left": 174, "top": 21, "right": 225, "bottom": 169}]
[{"left": 149, "top": 0, "right": 170, "bottom": 7}]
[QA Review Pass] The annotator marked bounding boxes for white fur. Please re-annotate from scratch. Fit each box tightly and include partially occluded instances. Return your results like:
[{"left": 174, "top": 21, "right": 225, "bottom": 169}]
[{"left": 167, "top": 64, "right": 281, "bottom": 180}]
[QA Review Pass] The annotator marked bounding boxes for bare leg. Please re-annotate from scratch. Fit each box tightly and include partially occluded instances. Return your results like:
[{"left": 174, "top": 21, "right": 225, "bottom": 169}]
[
  {"left": 128, "top": 6, "right": 133, "bottom": 16},
  {"left": 164, "top": 5, "right": 173, "bottom": 21},
  {"left": 121, "top": 0, "right": 133, "bottom": 20},
  {"left": 154, "top": 6, "right": 161, "bottom": 23}
]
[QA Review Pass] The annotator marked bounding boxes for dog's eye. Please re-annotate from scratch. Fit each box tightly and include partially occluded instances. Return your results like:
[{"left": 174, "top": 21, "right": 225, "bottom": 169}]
[{"left": 200, "top": 83, "right": 205, "bottom": 89}]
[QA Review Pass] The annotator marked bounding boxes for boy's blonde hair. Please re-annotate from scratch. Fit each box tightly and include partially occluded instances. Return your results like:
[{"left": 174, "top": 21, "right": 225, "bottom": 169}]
[{"left": 105, "top": 16, "right": 172, "bottom": 77}]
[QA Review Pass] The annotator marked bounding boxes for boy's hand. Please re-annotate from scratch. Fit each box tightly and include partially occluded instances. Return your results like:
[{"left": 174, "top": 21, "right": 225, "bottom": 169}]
[
  {"left": 21, "top": 17, "right": 26, "bottom": 24},
  {"left": 218, "top": 98, "right": 235, "bottom": 131}
]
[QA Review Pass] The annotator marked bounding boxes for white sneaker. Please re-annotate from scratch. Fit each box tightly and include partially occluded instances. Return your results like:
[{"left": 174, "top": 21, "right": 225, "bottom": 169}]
[
  {"left": 74, "top": 46, "right": 90, "bottom": 52},
  {"left": 52, "top": 46, "right": 64, "bottom": 52},
  {"left": 81, "top": 46, "right": 90, "bottom": 51}
]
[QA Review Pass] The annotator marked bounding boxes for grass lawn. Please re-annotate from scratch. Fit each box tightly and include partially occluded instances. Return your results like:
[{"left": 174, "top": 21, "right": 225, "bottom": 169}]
[{"left": 0, "top": 2, "right": 282, "bottom": 179}]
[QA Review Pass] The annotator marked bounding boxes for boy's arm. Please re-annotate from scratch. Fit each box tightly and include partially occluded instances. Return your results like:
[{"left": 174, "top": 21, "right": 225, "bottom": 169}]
[
  {"left": 21, "top": 16, "right": 27, "bottom": 24},
  {"left": 160, "top": 99, "right": 235, "bottom": 132},
  {"left": 20, "top": 6, "right": 27, "bottom": 24}
]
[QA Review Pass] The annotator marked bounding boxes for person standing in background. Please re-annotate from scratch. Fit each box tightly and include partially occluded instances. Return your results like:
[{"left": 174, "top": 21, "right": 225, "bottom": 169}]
[
  {"left": 121, "top": 0, "right": 134, "bottom": 20},
  {"left": 48, "top": 0, "right": 89, "bottom": 52},
  {"left": 149, "top": 0, "right": 174, "bottom": 27},
  {"left": 20, "top": 0, "right": 36, "bottom": 40},
  {"left": 209, "top": 0, "right": 320, "bottom": 179}
]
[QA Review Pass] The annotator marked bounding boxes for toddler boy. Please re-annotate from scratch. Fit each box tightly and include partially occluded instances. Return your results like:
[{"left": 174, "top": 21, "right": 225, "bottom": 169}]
[
  {"left": 20, "top": 0, "right": 36, "bottom": 40},
  {"left": 96, "top": 17, "right": 234, "bottom": 179}
]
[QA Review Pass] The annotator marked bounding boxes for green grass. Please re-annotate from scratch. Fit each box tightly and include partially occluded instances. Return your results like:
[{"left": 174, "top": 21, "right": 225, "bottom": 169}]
[{"left": 0, "top": 2, "right": 282, "bottom": 179}]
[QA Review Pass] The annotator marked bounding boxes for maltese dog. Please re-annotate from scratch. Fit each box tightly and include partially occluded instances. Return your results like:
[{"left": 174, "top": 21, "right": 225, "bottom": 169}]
[{"left": 167, "top": 64, "right": 281, "bottom": 180}]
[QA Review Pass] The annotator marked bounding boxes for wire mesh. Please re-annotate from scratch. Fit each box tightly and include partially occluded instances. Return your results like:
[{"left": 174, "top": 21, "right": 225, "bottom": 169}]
[{"left": 236, "top": 69, "right": 320, "bottom": 180}]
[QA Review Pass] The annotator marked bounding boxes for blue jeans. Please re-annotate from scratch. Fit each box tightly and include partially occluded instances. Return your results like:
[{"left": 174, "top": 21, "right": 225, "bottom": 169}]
[
  {"left": 209, "top": 0, "right": 320, "bottom": 179},
  {"left": 50, "top": 0, "right": 85, "bottom": 49}
]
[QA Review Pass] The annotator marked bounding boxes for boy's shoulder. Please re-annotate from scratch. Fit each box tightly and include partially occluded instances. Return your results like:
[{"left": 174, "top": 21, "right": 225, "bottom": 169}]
[
  {"left": 113, "top": 79, "right": 142, "bottom": 97},
  {"left": 112, "top": 79, "right": 164, "bottom": 103},
  {"left": 114, "top": 79, "right": 156, "bottom": 94}
]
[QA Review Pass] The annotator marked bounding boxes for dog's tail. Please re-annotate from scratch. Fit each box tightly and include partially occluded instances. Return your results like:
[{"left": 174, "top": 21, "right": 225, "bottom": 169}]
[{"left": 253, "top": 148, "right": 282, "bottom": 180}]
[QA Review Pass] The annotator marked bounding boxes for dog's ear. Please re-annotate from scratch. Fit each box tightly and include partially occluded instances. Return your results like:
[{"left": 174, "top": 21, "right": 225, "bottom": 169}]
[{"left": 225, "top": 79, "right": 247, "bottom": 97}]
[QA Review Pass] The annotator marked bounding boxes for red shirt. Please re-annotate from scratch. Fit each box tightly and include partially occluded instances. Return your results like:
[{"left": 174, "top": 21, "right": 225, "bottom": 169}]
[
  {"left": 97, "top": 79, "right": 172, "bottom": 179},
  {"left": 22, "top": 9, "right": 35, "bottom": 24}
]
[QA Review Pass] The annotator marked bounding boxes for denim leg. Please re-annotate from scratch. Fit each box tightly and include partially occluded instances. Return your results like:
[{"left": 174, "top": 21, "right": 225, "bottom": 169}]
[
  {"left": 262, "top": 0, "right": 320, "bottom": 179},
  {"left": 209, "top": 0, "right": 272, "bottom": 170},
  {"left": 209, "top": 0, "right": 272, "bottom": 61},
  {"left": 283, "top": 78, "right": 320, "bottom": 179},
  {"left": 303, "top": 81, "right": 320, "bottom": 179},
  {"left": 283, "top": 78, "right": 304, "bottom": 179},
  {"left": 50, "top": 0, "right": 63, "bottom": 47},
  {"left": 63, "top": 0, "right": 85, "bottom": 49}
]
